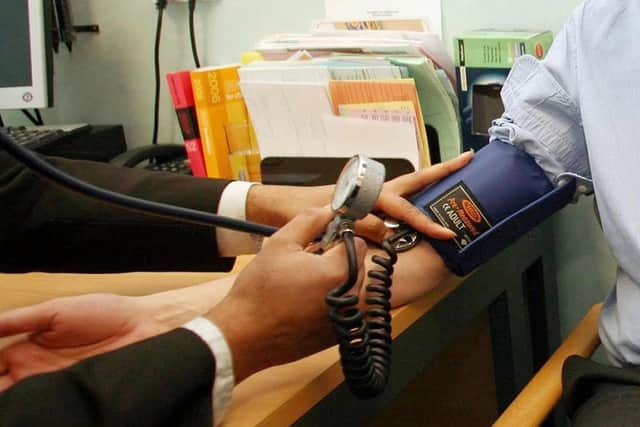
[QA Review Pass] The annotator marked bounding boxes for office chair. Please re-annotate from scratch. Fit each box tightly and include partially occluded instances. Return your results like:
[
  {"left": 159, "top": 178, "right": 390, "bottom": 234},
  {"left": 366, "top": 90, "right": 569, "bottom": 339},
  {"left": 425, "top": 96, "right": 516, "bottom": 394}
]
[{"left": 493, "top": 303, "right": 602, "bottom": 427}]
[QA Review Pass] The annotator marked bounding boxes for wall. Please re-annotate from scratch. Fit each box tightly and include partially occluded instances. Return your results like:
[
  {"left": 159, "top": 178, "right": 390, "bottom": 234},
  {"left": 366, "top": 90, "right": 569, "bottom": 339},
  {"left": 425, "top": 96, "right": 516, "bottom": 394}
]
[{"left": 4, "top": 0, "right": 616, "bottom": 339}]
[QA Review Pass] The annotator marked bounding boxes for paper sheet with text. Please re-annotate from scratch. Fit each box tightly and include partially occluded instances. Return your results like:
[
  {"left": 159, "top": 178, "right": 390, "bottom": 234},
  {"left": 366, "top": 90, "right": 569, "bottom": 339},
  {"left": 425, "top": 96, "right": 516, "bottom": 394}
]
[{"left": 324, "top": 0, "right": 442, "bottom": 39}]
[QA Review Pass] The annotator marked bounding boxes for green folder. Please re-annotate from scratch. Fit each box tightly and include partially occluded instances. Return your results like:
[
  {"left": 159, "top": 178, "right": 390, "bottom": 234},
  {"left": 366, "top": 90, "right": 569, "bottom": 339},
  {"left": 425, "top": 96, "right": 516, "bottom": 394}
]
[{"left": 389, "top": 57, "right": 462, "bottom": 162}]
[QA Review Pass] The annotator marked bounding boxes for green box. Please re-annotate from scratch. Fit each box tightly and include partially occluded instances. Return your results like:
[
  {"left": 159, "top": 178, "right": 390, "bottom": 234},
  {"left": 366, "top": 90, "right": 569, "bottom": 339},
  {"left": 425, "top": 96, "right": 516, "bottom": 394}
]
[
  {"left": 454, "top": 30, "right": 554, "bottom": 68},
  {"left": 453, "top": 30, "right": 554, "bottom": 151}
]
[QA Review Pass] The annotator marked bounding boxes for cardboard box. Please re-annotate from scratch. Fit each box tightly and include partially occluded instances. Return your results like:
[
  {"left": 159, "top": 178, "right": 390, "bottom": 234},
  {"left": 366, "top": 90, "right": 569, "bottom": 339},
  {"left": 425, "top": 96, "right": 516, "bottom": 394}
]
[{"left": 453, "top": 31, "right": 553, "bottom": 151}]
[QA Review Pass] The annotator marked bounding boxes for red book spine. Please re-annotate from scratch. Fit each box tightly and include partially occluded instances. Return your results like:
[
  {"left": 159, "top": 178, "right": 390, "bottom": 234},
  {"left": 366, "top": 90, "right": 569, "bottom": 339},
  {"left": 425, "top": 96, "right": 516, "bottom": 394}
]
[{"left": 166, "top": 70, "right": 208, "bottom": 177}]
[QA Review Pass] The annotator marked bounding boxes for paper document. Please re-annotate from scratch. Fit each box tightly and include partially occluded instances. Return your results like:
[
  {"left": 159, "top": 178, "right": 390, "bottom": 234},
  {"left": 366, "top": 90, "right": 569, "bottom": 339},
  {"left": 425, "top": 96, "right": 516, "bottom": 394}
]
[
  {"left": 240, "top": 81, "right": 334, "bottom": 158},
  {"left": 323, "top": 115, "right": 419, "bottom": 169},
  {"left": 239, "top": 63, "right": 403, "bottom": 83},
  {"left": 328, "top": 79, "right": 431, "bottom": 166},
  {"left": 239, "top": 66, "right": 331, "bottom": 83},
  {"left": 338, "top": 101, "right": 421, "bottom": 155},
  {"left": 324, "top": 0, "right": 442, "bottom": 39}
]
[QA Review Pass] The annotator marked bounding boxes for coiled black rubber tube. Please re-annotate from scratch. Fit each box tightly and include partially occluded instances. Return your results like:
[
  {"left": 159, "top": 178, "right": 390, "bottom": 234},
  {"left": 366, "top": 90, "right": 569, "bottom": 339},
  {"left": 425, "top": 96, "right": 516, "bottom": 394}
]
[{"left": 326, "top": 231, "right": 397, "bottom": 399}]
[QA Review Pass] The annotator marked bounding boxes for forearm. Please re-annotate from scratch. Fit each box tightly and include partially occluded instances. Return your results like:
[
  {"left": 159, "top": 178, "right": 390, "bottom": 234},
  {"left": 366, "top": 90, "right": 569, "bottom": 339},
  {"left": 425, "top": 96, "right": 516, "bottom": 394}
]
[
  {"left": 365, "top": 240, "right": 452, "bottom": 309},
  {"left": 137, "top": 276, "right": 236, "bottom": 329},
  {"left": 0, "top": 153, "right": 234, "bottom": 273},
  {"left": 245, "top": 184, "right": 333, "bottom": 227}
]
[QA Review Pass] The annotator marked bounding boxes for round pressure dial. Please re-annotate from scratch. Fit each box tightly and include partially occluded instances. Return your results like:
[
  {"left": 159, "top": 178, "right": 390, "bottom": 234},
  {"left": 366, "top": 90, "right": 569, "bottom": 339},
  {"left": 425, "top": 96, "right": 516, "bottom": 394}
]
[{"left": 331, "top": 155, "right": 386, "bottom": 220}]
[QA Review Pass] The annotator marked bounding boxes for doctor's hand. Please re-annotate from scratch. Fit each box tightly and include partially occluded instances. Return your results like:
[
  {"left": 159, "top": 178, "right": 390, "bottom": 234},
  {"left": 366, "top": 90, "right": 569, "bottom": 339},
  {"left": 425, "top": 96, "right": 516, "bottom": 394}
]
[
  {"left": 246, "top": 151, "right": 473, "bottom": 243},
  {"left": 206, "top": 207, "right": 367, "bottom": 383}
]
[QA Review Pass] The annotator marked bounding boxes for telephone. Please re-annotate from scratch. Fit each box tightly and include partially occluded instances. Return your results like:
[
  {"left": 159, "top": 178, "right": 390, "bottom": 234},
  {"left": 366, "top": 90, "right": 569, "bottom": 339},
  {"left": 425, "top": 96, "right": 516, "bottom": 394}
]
[{"left": 110, "top": 144, "right": 191, "bottom": 174}]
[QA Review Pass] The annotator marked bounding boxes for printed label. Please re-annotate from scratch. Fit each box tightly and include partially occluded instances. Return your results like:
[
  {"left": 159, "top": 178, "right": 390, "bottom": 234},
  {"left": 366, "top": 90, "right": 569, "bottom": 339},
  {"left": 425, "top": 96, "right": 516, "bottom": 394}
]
[
  {"left": 460, "top": 66, "right": 467, "bottom": 92},
  {"left": 176, "top": 107, "right": 200, "bottom": 140},
  {"left": 426, "top": 182, "right": 492, "bottom": 249}
]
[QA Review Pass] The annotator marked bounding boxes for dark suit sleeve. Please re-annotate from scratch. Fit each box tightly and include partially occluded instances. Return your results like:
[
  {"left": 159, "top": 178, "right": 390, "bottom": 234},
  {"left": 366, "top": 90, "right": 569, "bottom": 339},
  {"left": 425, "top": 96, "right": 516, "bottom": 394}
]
[
  {"left": 0, "top": 151, "right": 236, "bottom": 273},
  {"left": 0, "top": 328, "right": 216, "bottom": 427}
]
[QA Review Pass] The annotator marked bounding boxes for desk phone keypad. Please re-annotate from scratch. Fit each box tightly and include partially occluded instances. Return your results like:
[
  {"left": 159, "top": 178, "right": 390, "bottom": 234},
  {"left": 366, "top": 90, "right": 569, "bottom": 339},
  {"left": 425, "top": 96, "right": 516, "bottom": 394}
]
[{"left": 144, "top": 158, "right": 192, "bottom": 175}]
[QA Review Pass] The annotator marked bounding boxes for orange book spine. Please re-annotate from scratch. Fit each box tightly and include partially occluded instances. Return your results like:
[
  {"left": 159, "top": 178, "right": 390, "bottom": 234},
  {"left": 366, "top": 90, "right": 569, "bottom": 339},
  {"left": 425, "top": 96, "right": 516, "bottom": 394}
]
[{"left": 190, "top": 68, "right": 234, "bottom": 178}]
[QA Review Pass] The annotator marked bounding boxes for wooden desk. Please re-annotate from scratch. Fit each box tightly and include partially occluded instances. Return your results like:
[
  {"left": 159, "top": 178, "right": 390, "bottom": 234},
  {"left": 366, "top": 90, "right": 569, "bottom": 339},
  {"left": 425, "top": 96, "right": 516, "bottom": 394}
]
[{"left": 0, "top": 221, "right": 559, "bottom": 426}]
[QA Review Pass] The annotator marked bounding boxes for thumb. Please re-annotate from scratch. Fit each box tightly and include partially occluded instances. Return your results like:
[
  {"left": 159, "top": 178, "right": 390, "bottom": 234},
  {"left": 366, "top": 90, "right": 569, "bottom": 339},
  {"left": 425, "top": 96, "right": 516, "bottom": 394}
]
[
  {"left": 0, "top": 302, "right": 55, "bottom": 338},
  {"left": 269, "top": 207, "right": 335, "bottom": 249},
  {"left": 322, "top": 236, "right": 368, "bottom": 285}
]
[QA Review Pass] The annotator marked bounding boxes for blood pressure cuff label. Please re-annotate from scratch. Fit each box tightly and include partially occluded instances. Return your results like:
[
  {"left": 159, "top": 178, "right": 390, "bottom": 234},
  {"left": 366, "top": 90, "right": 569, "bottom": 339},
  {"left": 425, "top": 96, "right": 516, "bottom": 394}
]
[
  {"left": 411, "top": 141, "right": 576, "bottom": 276},
  {"left": 427, "top": 182, "right": 492, "bottom": 249}
]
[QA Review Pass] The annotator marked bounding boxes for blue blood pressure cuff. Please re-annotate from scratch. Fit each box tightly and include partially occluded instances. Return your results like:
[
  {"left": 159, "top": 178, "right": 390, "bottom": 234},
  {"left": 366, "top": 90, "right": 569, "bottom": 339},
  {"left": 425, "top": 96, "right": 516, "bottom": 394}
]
[{"left": 411, "top": 141, "right": 576, "bottom": 276}]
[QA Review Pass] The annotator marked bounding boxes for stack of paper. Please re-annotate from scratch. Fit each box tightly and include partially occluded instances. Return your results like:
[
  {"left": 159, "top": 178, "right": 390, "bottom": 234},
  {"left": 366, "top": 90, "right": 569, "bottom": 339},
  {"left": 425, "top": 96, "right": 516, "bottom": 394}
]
[
  {"left": 254, "top": 32, "right": 455, "bottom": 87},
  {"left": 239, "top": 16, "right": 462, "bottom": 176}
]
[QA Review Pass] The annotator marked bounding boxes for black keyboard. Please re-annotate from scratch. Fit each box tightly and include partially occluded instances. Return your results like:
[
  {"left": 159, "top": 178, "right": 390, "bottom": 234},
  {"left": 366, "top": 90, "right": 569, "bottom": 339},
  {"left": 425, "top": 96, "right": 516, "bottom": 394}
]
[
  {"left": 2, "top": 125, "right": 190, "bottom": 174},
  {"left": 0, "top": 125, "right": 91, "bottom": 151},
  {"left": 1, "top": 126, "right": 64, "bottom": 149}
]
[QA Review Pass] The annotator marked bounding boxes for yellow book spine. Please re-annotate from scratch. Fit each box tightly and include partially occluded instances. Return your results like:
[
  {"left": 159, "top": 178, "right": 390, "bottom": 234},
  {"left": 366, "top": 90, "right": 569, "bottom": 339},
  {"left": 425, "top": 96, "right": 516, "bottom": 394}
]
[
  {"left": 190, "top": 68, "right": 234, "bottom": 178},
  {"left": 218, "top": 67, "right": 247, "bottom": 124}
]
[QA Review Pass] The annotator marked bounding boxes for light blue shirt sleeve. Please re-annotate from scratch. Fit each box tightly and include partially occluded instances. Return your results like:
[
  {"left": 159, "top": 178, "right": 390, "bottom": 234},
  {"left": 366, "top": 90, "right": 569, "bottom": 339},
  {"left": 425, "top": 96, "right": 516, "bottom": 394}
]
[
  {"left": 489, "top": 8, "right": 590, "bottom": 184},
  {"left": 489, "top": 0, "right": 640, "bottom": 368}
]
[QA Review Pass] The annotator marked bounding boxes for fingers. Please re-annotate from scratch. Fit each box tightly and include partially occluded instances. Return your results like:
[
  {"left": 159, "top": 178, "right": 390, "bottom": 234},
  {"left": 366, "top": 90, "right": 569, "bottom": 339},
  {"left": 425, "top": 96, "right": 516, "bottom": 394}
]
[
  {"left": 354, "top": 214, "right": 389, "bottom": 243},
  {"left": 376, "top": 193, "right": 456, "bottom": 239},
  {"left": 269, "top": 207, "right": 334, "bottom": 249},
  {"left": 385, "top": 151, "right": 474, "bottom": 195},
  {"left": 321, "top": 236, "right": 368, "bottom": 285},
  {"left": 0, "top": 303, "right": 55, "bottom": 338},
  {"left": 374, "top": 151, "right": 474, "bottom": 239}
]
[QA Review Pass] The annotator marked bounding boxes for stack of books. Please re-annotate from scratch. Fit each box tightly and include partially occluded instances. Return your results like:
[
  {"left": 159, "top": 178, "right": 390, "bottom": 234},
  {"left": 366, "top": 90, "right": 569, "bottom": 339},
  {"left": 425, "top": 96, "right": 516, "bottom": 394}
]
[{"left": 166, "top": 65, "right": 260, "bottom": 181}]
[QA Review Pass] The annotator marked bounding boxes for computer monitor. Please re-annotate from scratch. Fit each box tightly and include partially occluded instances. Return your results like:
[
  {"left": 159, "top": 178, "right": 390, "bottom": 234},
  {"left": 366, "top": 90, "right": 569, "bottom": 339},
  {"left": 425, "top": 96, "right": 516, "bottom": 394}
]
[{"left": 0, "top": 0, "right": 53, "bottom": 110}]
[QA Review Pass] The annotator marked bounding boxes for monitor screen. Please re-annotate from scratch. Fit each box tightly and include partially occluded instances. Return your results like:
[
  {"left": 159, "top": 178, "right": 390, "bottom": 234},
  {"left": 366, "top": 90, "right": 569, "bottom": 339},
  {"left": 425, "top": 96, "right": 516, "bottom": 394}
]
[
  {"left": 0, "top": 3, "right": 32, "bottom": 88},
  {"left": 0, "top": 0, "right": 52, "bottom": 110},
  {"left": 471, "top": 84, "right": 504, "bottom": 136}
]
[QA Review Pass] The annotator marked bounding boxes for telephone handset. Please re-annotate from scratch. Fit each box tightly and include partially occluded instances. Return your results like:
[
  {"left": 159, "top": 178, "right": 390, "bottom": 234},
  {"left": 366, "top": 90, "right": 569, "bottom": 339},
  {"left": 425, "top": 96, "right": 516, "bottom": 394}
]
[{"left": 109, "top": 144, "right": 188, "bottom": 169}]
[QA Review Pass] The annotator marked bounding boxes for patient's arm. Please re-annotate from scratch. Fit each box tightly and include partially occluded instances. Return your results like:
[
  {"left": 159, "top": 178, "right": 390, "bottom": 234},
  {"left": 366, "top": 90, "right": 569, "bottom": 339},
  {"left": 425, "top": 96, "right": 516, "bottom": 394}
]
[
  {"left": 122, "top": 239, "right": 452, "bottom": 329},
  {"left": 136, "top": 276, "right": 236, "bottom": 329},
  {"left": 139, "top": 238, "right": 452, "bottom": 323},
  {"left": 366, "top": 240, "right": 452, "bottom": 308},
  {"left": 0, "top": 238, "right": 450, "bottom": 391},
  {"left": 137, "top": 238, "right": 451, "bottom": 324}
]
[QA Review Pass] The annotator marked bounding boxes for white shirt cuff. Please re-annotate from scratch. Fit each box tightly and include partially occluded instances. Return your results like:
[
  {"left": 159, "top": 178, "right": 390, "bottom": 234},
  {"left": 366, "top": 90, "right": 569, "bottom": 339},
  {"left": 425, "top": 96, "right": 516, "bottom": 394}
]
[
  {"left": 182, "top": 317, "right": 235, "bottom": 427},
  {"left": 216, "top": 181, "right": 263, "bottom": 256}
]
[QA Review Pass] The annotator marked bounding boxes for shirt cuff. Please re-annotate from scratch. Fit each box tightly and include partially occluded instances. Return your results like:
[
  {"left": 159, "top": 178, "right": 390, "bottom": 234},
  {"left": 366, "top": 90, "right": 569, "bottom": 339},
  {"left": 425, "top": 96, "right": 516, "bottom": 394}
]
[
  {"left": 216, "top": 181, "right": 263, "bottom": 256},
  {"left": 182, "top": 317, "right": 235, "bottom": 427}
]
